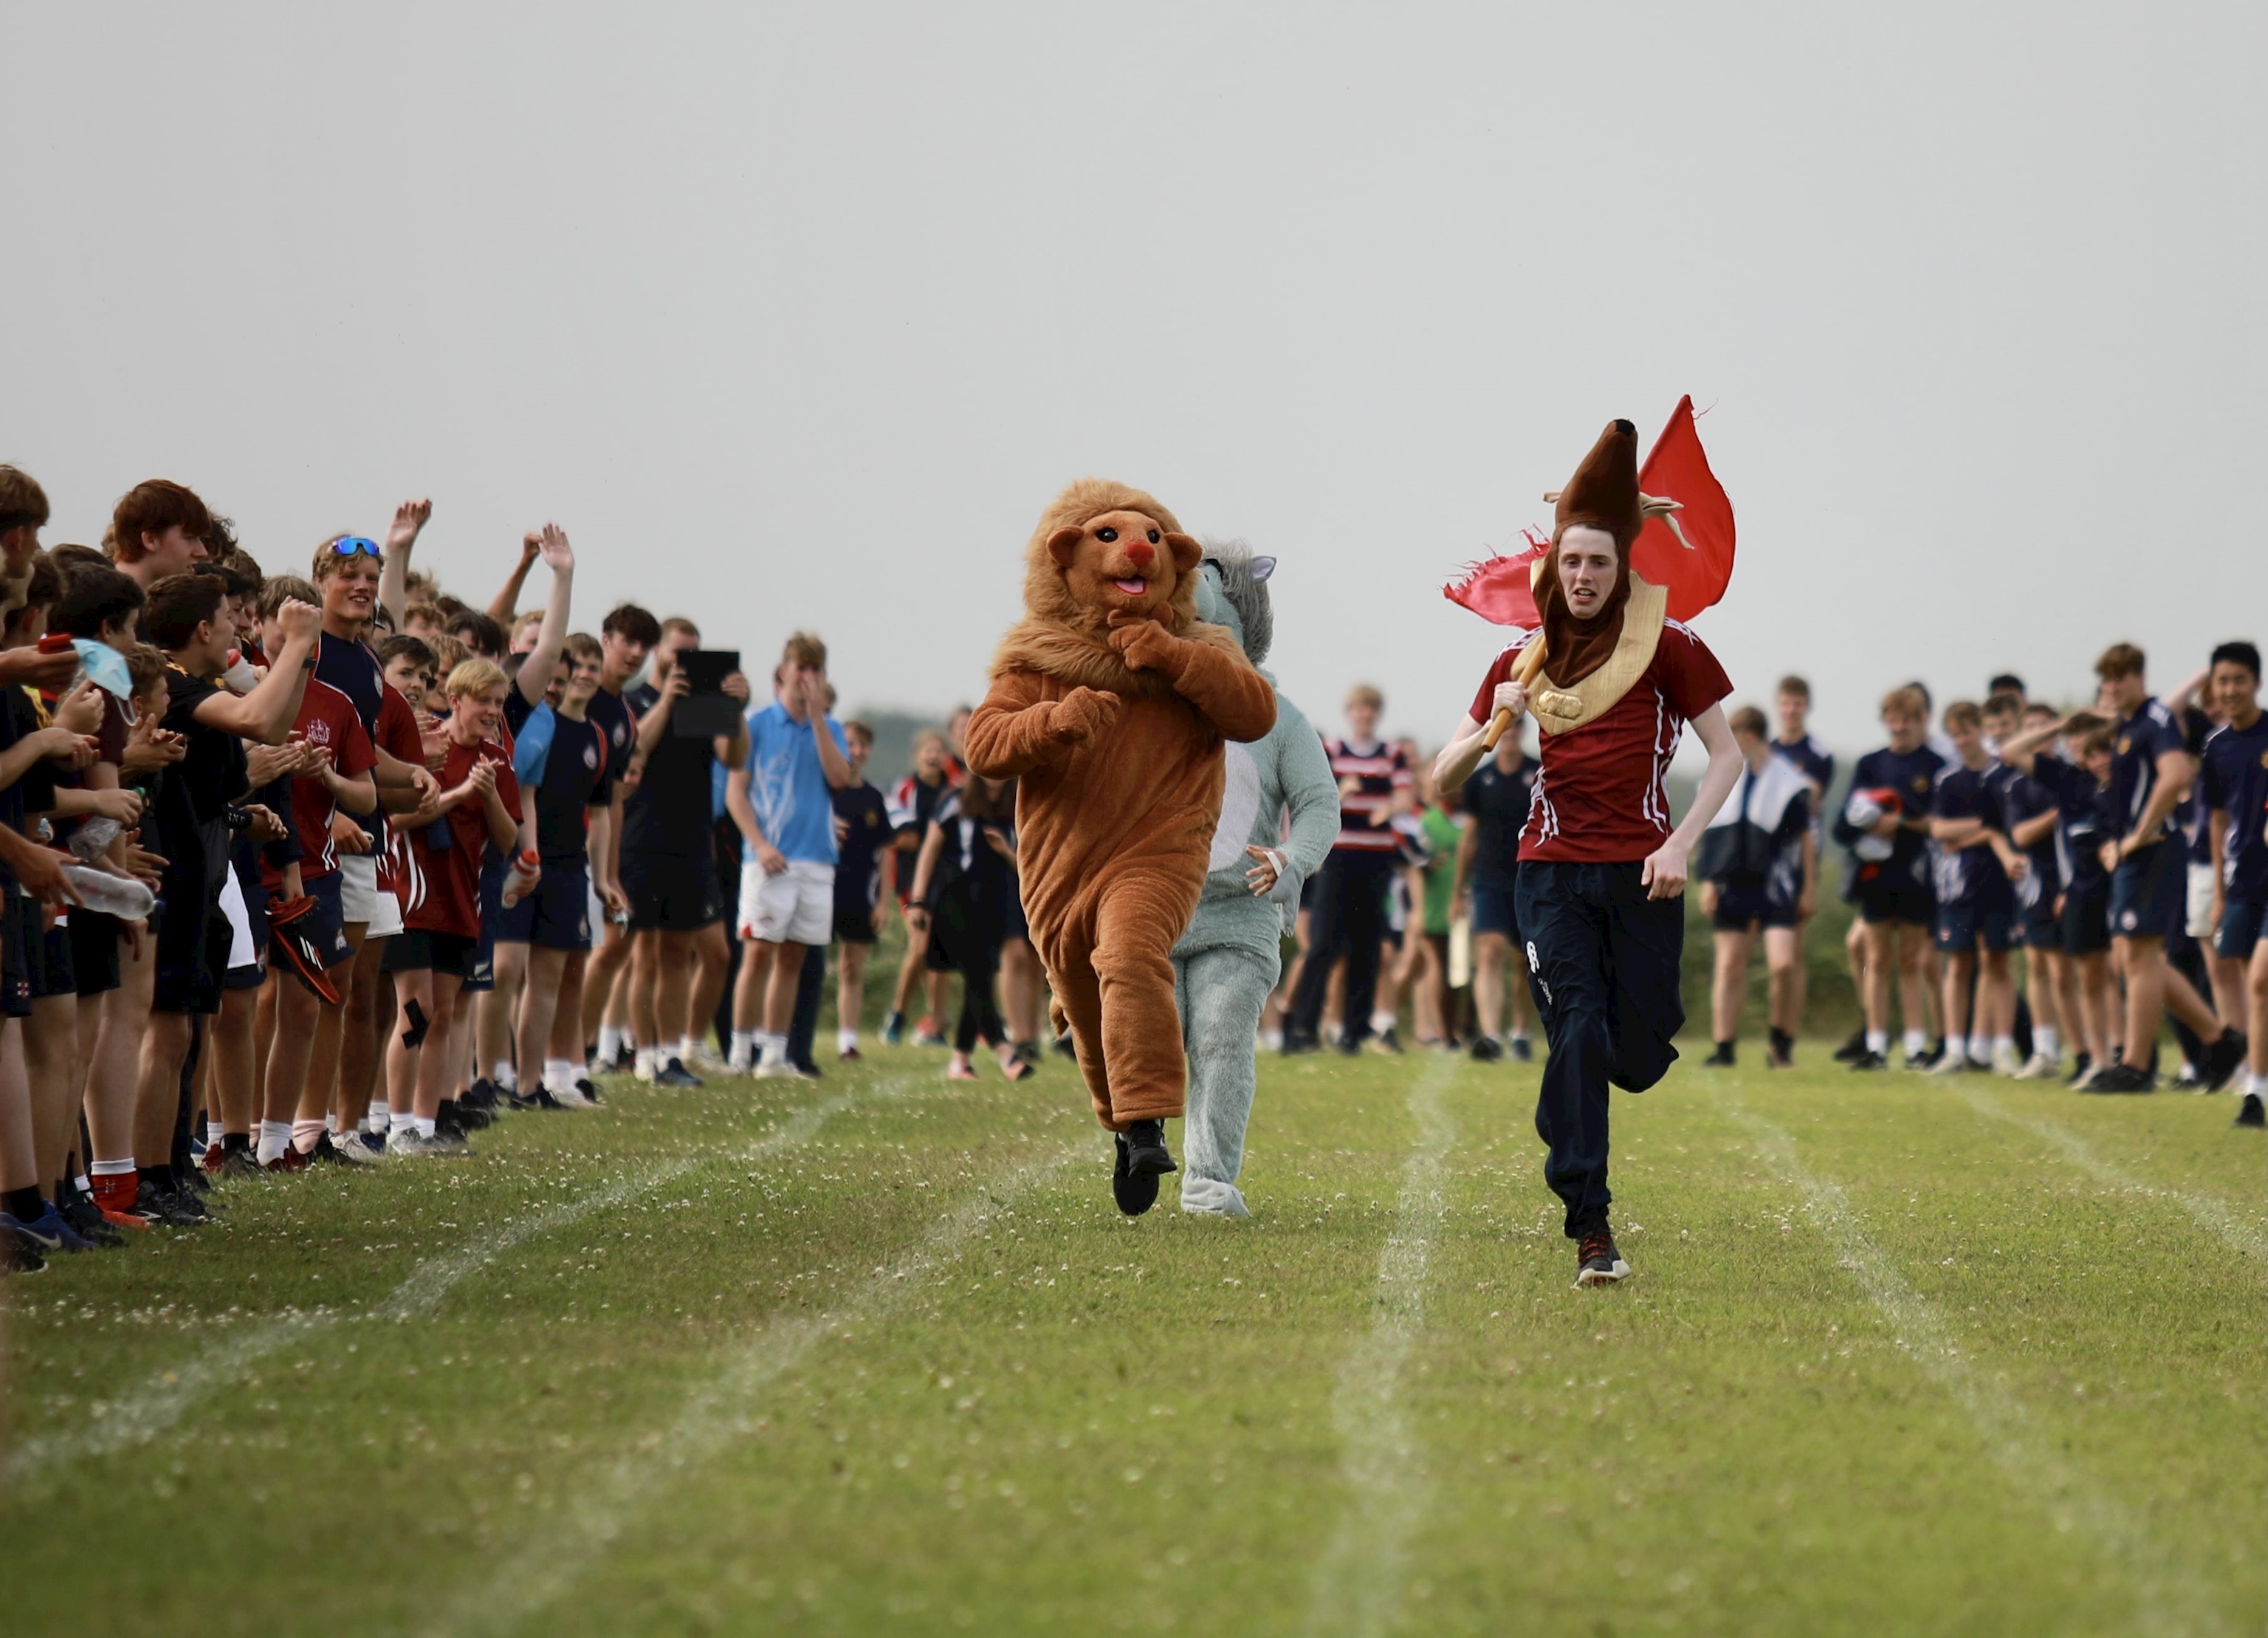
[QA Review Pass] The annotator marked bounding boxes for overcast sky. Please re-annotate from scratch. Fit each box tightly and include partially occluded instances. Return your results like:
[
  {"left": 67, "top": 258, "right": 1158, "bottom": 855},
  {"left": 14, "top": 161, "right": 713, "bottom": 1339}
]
[{"left": 7, "top": 4, "right": 2261, "bottom": 762}]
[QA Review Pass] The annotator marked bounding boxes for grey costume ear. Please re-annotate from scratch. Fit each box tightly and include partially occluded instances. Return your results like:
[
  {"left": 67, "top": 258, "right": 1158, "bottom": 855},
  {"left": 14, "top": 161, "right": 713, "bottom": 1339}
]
[{"left": 1248, "top": 556, "right": 1276, "bottom": 583}]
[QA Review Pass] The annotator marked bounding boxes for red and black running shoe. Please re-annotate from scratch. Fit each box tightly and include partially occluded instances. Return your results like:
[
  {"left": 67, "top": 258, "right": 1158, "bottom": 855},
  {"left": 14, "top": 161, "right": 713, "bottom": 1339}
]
[
  {"left": 1575, "top": 1230, "right": 1630, "bottom": 1286},
  {"left": 266, "top": 896, "right": 343, "bottom": 1005}
]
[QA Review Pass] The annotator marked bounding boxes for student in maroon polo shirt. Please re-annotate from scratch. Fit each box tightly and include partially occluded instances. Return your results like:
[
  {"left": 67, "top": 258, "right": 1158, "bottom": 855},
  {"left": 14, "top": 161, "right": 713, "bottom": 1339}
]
[{"left": 1437, "top": 420, "right": 1743, "bottom": 1286}]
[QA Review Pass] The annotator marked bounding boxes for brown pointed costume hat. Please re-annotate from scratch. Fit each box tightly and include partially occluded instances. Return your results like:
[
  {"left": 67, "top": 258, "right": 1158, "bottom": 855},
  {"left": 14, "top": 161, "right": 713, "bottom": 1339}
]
[{"left": 1532, "top": 419, "right": 1646, "bottom": 691}]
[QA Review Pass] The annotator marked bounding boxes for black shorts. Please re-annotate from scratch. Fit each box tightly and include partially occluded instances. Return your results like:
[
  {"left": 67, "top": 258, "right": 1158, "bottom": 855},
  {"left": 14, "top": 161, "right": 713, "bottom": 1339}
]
[
  {"left": 153, "top": 900, "right": 230, "bottom": 1017},
  {"left": 2061, "top": 883, "right": 2111, "bottom": 956},
  {"left": 834, "top": 910, "right": 877, "bottom": 946},
  {"left": 382, "top": 928, "right": 478, "bottom": 981},
  {"left": 27, "top": 913, "right": 75, "bottom": 1001},
  {"left": 1935, "top": 901, "right": 2014, "bottom": 954},
  {"left": 0, "top": 896, "right": 34, "bottom": 1018},
  {"left": 623, "top": 850, "right": 724, "bottom": 933},
  {"left": 66, "top": 908, "right": 121, "bottom": 998},
  {"left": 1857, "top": 871, "right": 1934, "bottom": 927},
  {"left": 1711, "top": 878, "right": 1796, "bottom": 931},
  {"left": 493, "top": 857, "right": 593, "bottom": 951}
]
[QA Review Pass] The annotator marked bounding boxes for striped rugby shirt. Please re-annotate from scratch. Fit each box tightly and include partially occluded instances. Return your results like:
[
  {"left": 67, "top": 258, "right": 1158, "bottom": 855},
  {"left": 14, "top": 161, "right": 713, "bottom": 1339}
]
[{"left": 1324, "top": 736, "right": 1413, "bottom": 853}]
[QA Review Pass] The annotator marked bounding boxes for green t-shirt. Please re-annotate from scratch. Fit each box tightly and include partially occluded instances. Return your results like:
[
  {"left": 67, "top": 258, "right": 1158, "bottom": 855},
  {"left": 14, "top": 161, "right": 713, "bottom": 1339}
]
[{"left": 1420, "top": 807, "right": 1464, "bottom": 935}]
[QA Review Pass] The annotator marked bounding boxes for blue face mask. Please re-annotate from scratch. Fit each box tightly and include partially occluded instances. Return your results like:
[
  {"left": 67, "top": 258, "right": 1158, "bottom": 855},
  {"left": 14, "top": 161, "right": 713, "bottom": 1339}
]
[{"left": 72, "top": 640, "right": 133, "bottom": 702}]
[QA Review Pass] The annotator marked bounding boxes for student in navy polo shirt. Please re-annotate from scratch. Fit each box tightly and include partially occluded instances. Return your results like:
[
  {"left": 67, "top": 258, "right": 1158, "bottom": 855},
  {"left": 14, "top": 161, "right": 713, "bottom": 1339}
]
[
  {"left": 2088, "top": 643, "right": 2245, "bottom": 1092},
  {"left": 1925, "top": 702, "right": 2022, "bottom": 1075},
  {"left": 1770, "top": 674, "right": 1833, "bottom": 1044},
  {"left": 1833, "top": 685, "right": 1945, "bottom": 1071},
  {"left": 1994, "top": 700, "right": 2078, "bottom": 1078},
  {"left": 1697, "top": 706, "right": 1815, "bottom": 1068},
  {"left": 2197, "top": 640, "right": 2267, "bottom": 1123},
  {"left": 1452, "top": 719, "right": 1538, "bottom": 1062}
]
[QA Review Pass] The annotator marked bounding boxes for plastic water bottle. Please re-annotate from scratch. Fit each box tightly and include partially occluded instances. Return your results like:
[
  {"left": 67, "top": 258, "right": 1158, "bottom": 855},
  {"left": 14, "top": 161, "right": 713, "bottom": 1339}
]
[
  {"left": 69, "top": 818, "right": 120, "bottom": 861},
  {"left": 221, "top": 648, "right": 261, "bottom": 694},
  {"left": 59, "top": 864, "right": 156, "bottom": 920},
  {"left": 500, "top": 849, "right": 540, "bottom": 909}
]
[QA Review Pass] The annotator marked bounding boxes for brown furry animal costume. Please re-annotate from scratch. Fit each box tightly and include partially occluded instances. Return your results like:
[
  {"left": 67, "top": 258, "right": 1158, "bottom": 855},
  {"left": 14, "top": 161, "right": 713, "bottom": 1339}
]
[{"left": 966, "top": 478, "right": 1276, "bottom": 1139}]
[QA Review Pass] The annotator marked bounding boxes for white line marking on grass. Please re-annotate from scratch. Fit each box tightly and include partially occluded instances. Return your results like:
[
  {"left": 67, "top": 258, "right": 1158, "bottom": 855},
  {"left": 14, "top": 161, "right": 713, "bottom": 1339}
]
[
  {"left": 3, "top": 1080, "right": 893, "bottom": 1485},
  {"left": 1951, "top": 1082, "right": 2266, "bottom": 1262},
  {"left": 1725, "top": 1099, "right": 2222, "bottom": 1638},
  {"left": 425, "top": 1142, "right": 1083, "bottom": 1638},
  {"left": 1307, "top": 1056, "right": 1458, "bottom": 1638}
]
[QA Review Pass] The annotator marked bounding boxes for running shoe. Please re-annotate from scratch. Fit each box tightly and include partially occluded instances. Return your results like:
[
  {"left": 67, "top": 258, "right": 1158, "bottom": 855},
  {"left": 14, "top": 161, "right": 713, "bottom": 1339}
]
[
  {"left": 837, "top": 1046, "right": 864, "bottom": 1064},
  {"left": 1123, "top": 1118, "right": 1176, "bottom": 1178},
  {"left": 1370, "top": 1028, "right": 1405, "bottom": 1056},
  {"left": 2204, "top": 1030, "right": 2249, "bottom": 1093},
  {"left": 262, "top": 1145, "right": 310, "bottom": 1174},
  {"left": 2235, "top": 1091, "right": 2265, "bottom": 1128},
  {"left": 1013, "top": 1040, "right": 1042, "bottom": 1069},
  {"left": 574, "top": 1077, "right": 604, "bottom": 1106},
  {"left": 1508, "top": 1035, "right": 1534, "bottom": 1063},
  {"left": 1832, "top": 1029, "right": 1869, "bottom": 1063},
  {"left": 2011, "top": 1052, "right": 2061, "bottom": 1080},
  {"left": 311, "top": 1131, "right": 378, "bottom": 1167},
  {"left": 60, "top": 1190, "right": 126, "bottom": 1248},
  {"left": 1468, "top": 1035, "right": 1503, "bottom": 1063},
  {"left": 462, "top": 1077, "right": 502, "bottom": 1113},
  {"left": 654, "top": 1058, "right": 704, "bottom": 1088},
  {"left": 137, "top": 1179, "right": 213, "bottom": 1224},
  {"left": 265, "top": 895, "right": 345, "bottom": 1006},
  {"left": 547, "top": 1082, "right": 599, "bottom": 1108},
  {"left": 1849, "top": 1051, "right": 1890, "bottom": 1072},
  {"left": 2083, "top": 1063, "right": 2157, "bottom": 1094},
  {"left": 386, "top": 1126, "right": 471, "bottom": 1157},
  {"left": 1, "top": 1220, "right": 49, "bottom": 1274},
  {"left": 1279, "top": 1031, "right": 1320, "bottom": 1056},
  {"left": 3, "top": 1204, "right": 88, "bottom": 1255},
  {"left": 1926, "top": 1052, "right": 1968, "bottom": 1076},
  {"left": 1575, "top": 1230, "right": 1630, "bottom": 1286},
  {"left": 1991, "top": 1042, "right": 2022, "bottom": 1077},
  {"left": 1704, "top": 1042, "right": 1736, "bottom": 1068},
  {"left": 881, "top": 1010, "right": 905, "bottom": 1046},
  {"left": 788, "top": 1060, "right": 824, "bottom": 1080}
]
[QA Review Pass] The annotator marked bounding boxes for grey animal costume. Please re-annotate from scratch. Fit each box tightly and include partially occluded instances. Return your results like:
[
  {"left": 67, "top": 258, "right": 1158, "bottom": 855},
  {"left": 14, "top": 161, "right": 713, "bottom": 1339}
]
[{"left": 1171, "top": 542, "right": 1339, "bottom": 1217}]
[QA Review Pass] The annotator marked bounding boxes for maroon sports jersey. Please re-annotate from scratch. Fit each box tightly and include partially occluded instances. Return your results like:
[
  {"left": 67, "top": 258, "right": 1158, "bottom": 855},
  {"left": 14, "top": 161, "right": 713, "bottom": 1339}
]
[
  {"left": 371, "top": 679, "right": 426, "bottom": 904},
  {"left": 1467, "top": 622, "right": 1731, "bottom": 865},
  {"left": 401, "top": 738, "right": 519, "bottom": 939},
  {"left": 264, "top": 677, "right": 374, "bottom": 886}
]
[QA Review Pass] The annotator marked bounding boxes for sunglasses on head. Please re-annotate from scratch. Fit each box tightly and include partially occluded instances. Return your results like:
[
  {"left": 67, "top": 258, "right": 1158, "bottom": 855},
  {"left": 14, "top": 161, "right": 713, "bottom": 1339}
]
[{"left": 329, "top": 536, "right": 381, "bottom": 559}]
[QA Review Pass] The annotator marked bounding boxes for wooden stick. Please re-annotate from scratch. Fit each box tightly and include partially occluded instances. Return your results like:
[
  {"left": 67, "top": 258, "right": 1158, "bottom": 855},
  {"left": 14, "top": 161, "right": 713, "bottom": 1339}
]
[{"left": 1480, "top": 639, "right": 1548, "bottom": 750}]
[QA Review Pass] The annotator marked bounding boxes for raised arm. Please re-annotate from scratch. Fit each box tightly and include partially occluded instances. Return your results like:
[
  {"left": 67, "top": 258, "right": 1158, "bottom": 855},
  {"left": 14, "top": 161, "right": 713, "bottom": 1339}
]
[
  {"left": 487, "top": 530, "right": 543, "bottom": 628},
  {"left": 193, "top": 599, "right": 318, "bottom": 744},
  {"left": 963, "top": 671, "right": 1121, "bottom": 778},
  {"left": 378, "top": 498, "right": 431, "bottom": 630},
  {"left": 512, "top": 525, "right": 575, "bottom": 705}
]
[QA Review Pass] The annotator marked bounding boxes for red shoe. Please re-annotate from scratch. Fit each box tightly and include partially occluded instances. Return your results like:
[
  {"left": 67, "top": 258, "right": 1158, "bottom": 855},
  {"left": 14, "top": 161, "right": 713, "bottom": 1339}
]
[
  {"left": 838, "top": 1046, "right": 863, "bottom": 1063},
  {"left": 199, "top": 1142, "right": 227, "bottom": 1176},
  {"left": 98, "top": 1205, "right": 151, "bottom": 1232},
  {"left": 262, "top": 1145, "right": 309, "bottom": 1174}
]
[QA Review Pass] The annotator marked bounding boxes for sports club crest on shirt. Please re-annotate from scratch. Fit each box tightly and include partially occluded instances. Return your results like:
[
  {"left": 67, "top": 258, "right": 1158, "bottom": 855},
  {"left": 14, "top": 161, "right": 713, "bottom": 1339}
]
[
  {"left": 2117, "top": 738, "right": 2131, "bottom": 755},
  {"left": 583, "top": 742, "right": 599, "bottom": 770},
  {"left": 1911, "top": 775, "right": 1929, "bottom": 794},
  {"left": 306, "top": 719, "right": 333, "bottom": 747}
]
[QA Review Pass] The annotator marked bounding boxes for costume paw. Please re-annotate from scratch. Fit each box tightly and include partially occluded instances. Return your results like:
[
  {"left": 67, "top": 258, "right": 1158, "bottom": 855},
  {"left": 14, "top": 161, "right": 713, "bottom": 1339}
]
[
  {"left": 1105, "top": 614, "right": 1183, "bottom": 676},
  {"left": 1054, "top": 687, "right": 1121, "bottom": 744},
  {"left": 1178, "top": 1177, "right": 1249, "bottom": 1219}
]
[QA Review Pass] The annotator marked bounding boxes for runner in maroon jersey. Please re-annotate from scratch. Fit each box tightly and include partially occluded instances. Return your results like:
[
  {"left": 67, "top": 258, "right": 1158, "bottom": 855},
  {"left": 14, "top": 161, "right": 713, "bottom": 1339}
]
[{"left": 1436, "top": 420, "right": 1744, "bottom": 1286}]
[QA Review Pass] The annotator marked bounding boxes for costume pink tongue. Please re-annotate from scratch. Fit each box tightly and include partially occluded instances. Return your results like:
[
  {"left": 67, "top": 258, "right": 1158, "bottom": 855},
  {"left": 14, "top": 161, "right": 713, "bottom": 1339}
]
[{"left": 1113, "top": 579, "right": 1147, "bottom": 595}]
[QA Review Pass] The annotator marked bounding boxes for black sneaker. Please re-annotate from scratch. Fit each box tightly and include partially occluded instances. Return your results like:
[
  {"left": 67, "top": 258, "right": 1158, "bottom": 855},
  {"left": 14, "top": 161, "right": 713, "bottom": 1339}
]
[
  {"left": 1832, "top": 1029, "right": 1869, "bottom": 1063},
  {"left": 59, "top": 1190, "right": 125, "bottom": 1249},
  {"left": 1053, "top": 1032, "right": 1078, "bottom": 1060},
  {"left": 1014, "top": 1040, "right": 1043, "bottom": 1069},
  {"left": 1468, "top": 1035, "right": 1503, "bottom": 1063},
  {"left": 135, "top": 1179, "right": 210, "bottom": 1226},
  {"left": 1849, "top": 1050, "right": 1890, "bottom": 1072},
  {"left": 1370, "top": 1027, "right": 1404, "bottom": 1055},
  {"left": 2203, "top": 1030, "right": 2249, "bottom": 1093},
  {"left": 462, "top": 1077, "right": 501, "bottom": 1113},
  {"left": 654, "top": 1058, "right": 705, "bottom": 1088},
  {"left": 1575, "top": 1230, "right": 1629, "bottom": 1286},
  {"left": 2064, "top": 1054, "right": 2096, "bottom": 1089},
  {"left": 574, "top": 1077, "right": 604, "bottom": 1106},
  {"left": 1279, "top": 1032, "right": 1320, "bottom": 1057},
  {"left": 1110, "top": 1132, "right": 1155, "bottom": 1216},
  {"left": 2083, "top": 1063, "right": 2158, "bottom": 1094},
  {"left": 1705, "top": 1042, "right": 1735, "bottom": 1067},
  {"left": 2235, "top": 1092, "right": 2265, "bottom": 1128},
  {"left": 1508, "top": 1035, "right": 1534, "bottom": 1062}
]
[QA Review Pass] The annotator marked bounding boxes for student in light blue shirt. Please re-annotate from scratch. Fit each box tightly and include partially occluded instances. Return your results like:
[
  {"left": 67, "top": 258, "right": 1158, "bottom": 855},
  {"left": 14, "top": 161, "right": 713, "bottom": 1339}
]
[{"left": 724, "top": 631, "right": 852, "bottom": 1075}]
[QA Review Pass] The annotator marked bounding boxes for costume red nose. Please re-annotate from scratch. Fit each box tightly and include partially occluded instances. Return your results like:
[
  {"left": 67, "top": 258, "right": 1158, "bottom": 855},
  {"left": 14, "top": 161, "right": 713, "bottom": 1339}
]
[{"left": 1125, "top": 542, "right": 1155, "bottom": 568}]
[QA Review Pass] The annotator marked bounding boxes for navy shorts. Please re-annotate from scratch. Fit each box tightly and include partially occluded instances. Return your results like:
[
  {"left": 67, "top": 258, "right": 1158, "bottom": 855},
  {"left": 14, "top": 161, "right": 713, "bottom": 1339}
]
[
  {"left": 1935, "top": 901, "right": 2014, "bottom": 954},
  {"left": 464, "top": 853, "right": 508, "bottom": 992},
  {"left": 2018, "top": 894, "right": 2061, "bottom": 950},
  {"left": 301, "top": 871, "right": 357, "bottom": 969},
  {"left": 492, "top": 857, "right": 592, "bottom": 952},
  {"left": 1857, "top": 870, "right": 1935, "bottom": 928},
  {"left": 0, "top": 897, "right": 33, "bottom": 1018},
  {"left": 66, "top": 908, "right": 120, "bottom": 998},
  {"left": 27, "top": 914, "right": 75, "bottom": 1001},
  {"left": 2061, "top": 883, "right": 2111, "bottom": 956},
  {"left": 2109, "top": 842, "right": 2182, "bottom": 940},
  {"left": 1470, "top": 879, "right": 1519, "bottom": 940},
  {"left": 2220, "top": 893, "right": 2267, "bottom": 960},
  {"left": 834, "top": 910, "right": 877, "bottom": 946},
  {"left": 1711, "top": 878, "right": 1795, "bottom": 931}
]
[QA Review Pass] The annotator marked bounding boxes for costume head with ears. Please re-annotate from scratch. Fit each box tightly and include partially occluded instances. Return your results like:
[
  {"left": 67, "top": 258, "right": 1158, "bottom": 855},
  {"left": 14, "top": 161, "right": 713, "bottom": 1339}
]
[
  {"left": 1195, "top": 537, "right": 1276, "bottom": 666},
  {"left": 1024, "top": 476, "right": 1203, "bottom": 637}
]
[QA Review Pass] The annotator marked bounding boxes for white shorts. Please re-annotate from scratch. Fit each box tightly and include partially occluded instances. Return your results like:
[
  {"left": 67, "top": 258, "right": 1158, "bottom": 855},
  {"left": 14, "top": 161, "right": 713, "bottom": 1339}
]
[
  {"left": 2186, "top": 860, "right": 2218, "bottom": 942},
  {"left": 219, "top": 867, "right": 257, "bottom": 970},
  {"left": 738, "top": 858, "right": 834, "bottom": 945},
  {"left": 339, "top": 851, "right": 405, "bottom": 938}
]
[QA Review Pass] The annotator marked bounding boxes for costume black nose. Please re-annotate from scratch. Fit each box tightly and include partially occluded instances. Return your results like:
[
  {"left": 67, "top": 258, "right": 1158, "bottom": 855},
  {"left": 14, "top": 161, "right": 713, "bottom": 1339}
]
[{"left": 1613, "top": 419, "right": 1635, "bottom": 436}]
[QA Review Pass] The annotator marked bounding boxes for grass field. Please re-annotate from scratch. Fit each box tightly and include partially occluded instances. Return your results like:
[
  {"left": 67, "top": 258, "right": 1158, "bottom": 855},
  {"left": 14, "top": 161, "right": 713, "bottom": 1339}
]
[{"left": 3, "top": 1040, "right": 2261, "bottom": 1636}]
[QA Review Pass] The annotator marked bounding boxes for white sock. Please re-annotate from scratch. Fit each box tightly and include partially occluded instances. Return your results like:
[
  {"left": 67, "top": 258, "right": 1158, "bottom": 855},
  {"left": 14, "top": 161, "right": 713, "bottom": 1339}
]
[
  {"left": 205, "top": 1118, "right": 225, "bottom": 1150},
  {"left": 89, "top": 1158, "right": 134, "bottom": 1178},
  {"left": 679, "top": 1035, "right": 703, "bottom": 1063},
  {"left": 545, "top": 1058, "right": 578, "bottom": 1092},
  {"left": 760, "top": 1034, "right": 787, "bottom": 1069},
  {"left": 2036, "top": 1026, "right": 2059, "bottom": 1059},
  {"left": 1903, "top": 1029, "right": 1927, "bottom": 1058},
  {"left": 597, "top": 1025, "right": 623, "bottom": 1063},
  {"left": 256, "top": 1120, "right": 292, "bottom": 1165},
  {"left": 1262, "top": 1027, "right": 1284, "bottom": 1051},
  {"left": 390, "top": 1109, "right": 417, "bottom": 1137},
  {"left": 836, "top": 1028, "right": 859, "bottom": 1054},
  {"left": 635, "top": 1046, "right": 659, "bottom": 1078},
  {"left": 1508, "top": 1028, "right": 1529, "bottom": 1043},
  {"left": 415, "top": 1115, "right": 437, "bottom": 1139},
  {"left": 1992, "top": 1034, "right": 2014, "bottom": 1057},
  {"left": 492, "top": 1060, "right": 517, "bottom": 1092},
  {"left": 366, "top": 1100, "right": 390, "bottom": 1134},
  {"left": 1867, "top": 1029, "right": 1889, "bottom": 1055},
  {"left": 730, "top": 1029, "right": 756, "bottom": 1066}
]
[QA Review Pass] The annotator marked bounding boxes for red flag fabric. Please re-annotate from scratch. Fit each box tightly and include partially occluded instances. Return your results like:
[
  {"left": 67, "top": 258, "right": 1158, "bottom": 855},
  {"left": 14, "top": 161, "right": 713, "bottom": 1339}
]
[
  {"left": 1632, "top": 394, "right": 1735, "bottom": 622},
  {"left": 1443, "top": 397, "right": 1735, "bottom": 628},
  {"left": 1442, "top": 528, "right": 1549, "bottom": 628}
]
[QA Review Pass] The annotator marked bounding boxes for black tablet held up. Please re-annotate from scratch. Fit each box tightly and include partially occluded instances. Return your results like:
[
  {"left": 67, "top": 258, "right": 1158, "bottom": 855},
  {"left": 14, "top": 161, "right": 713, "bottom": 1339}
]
[{"left": 670, "top": 649, "right": 743, "bottom": 738}]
